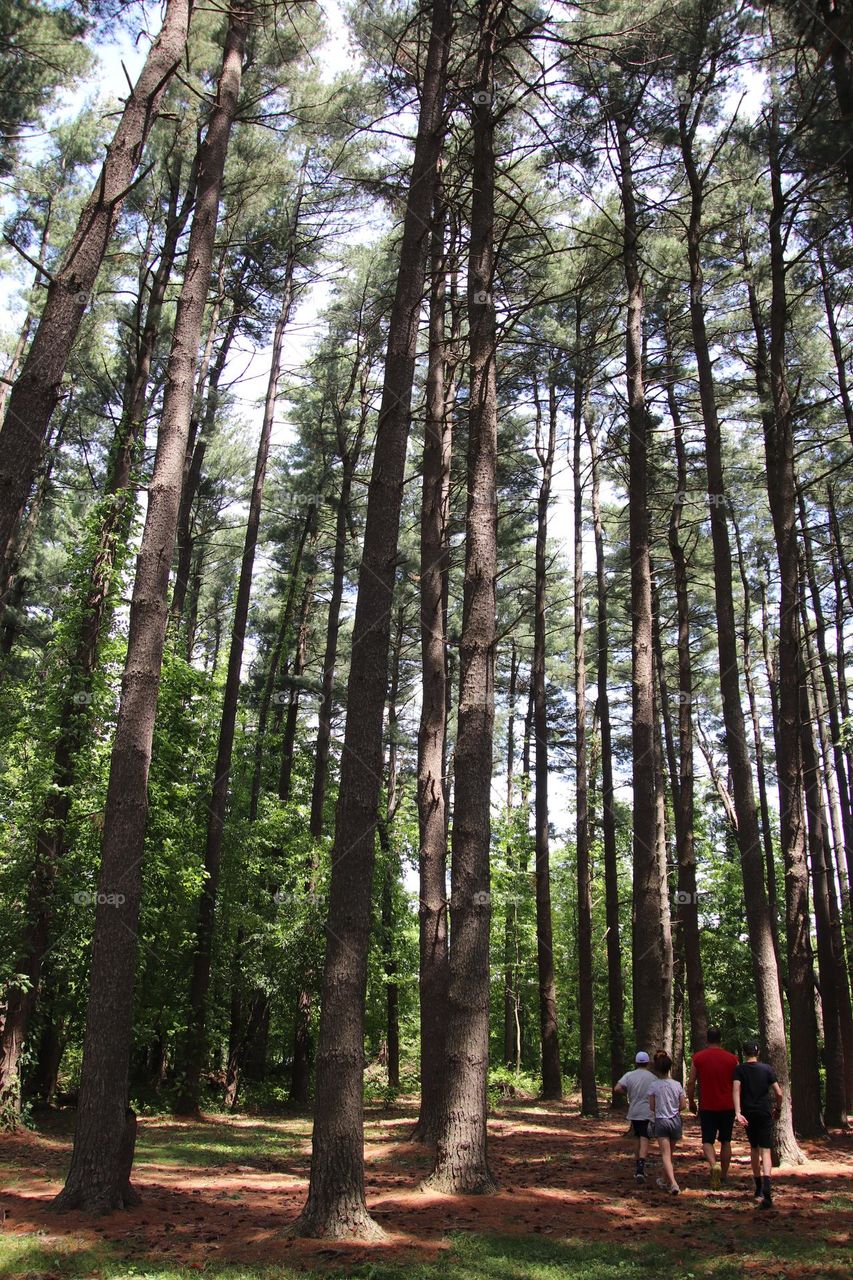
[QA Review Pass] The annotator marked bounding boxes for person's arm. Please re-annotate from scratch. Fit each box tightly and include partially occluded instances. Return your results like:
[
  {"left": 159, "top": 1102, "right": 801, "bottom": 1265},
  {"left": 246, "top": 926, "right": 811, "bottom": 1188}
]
[
  {"left": 648, "top": 1087, "right": 657, "bottom": 1116},
  {"left": 771, "top": 1081, "right": 783, "bottom": 1118},
  {"left": 613, "top": 1081, "right": 627, "bottom": 1097},
  {"left": 733, "top": 1077, "right": 746, "bottom": 1126},
  {"left": 686, "top": 1062, "right": 698, "bottom": 1113},
  {"left": 679, "top": 1087, "right": 688, "bottom": 1113}
]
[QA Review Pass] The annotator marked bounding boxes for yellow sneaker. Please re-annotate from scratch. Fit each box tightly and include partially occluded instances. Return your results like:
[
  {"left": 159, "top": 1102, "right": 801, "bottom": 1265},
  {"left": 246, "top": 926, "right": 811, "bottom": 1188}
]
[{"left": 710, "top": 1165, "right": 722, "bottom": 1190}]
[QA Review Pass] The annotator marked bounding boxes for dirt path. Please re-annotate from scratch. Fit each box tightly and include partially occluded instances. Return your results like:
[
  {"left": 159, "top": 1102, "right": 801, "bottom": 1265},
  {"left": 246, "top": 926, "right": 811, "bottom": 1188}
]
[{"left": 1, "top": 1100, "right": 851, "bottom": 1271}]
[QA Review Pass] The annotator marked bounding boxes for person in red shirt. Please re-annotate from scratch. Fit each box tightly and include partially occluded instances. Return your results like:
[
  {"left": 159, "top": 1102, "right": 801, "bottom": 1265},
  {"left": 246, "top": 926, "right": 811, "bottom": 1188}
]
[{"left": 687, "top": 1027, "right": 739, "bottom": 1189}]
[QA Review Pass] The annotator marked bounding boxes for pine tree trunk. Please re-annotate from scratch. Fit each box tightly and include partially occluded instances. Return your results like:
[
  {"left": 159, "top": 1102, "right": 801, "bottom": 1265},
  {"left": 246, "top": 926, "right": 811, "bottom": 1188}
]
[
  {"left": 248, "top": 507, "right": 315, "bottom": 822},
  {"left": 502, "top": 645, "right": 522, "bottom": 1072},
  {"left": 177, "top": 260, "right": 294, "bottom": 1115},
  {"left": 678, "top": 106, "right": 801, "bottom": 1163},
  {"left": 412, "top": 177, "right": 452, "bottom": 1144},
  {"left": 614, "top": 112, "right": 666, "bottom": 1051},
  {"left": 308, "top": 462, "right": 355, "bottom": 838},
  {"left": 801, "top": 673, "right": 846, "bottom": 1127},
  {"left": 571, "top": 358, "right": 595, "bottom": 1111},
  {"left": 51, "top": 7, "right": 246, "bottom": 1210},
  {"left": 278, "top": 576, "right": 314, "bottom": 804},
  {"left": 800, "top": 587, "right": 853, "bottom": 1117},
  {"left": 662, "top": 316, "right": 708, "bottom": 1052},
  {"left": 170, "top": 300, "right": 241, "bottom": 626},
  {"left": 586, "top": 422, "right": 625, "bottom": 1093},
  {"left": 380, "top": 608, "right": 404, "bottom": 1092},
  {"left": 758, "top": 121, "right": 823, "bottom": 1134},
  {"left": 0, "top": 0, "right": 194, "bottom": 599},
  {"left": 798, "top": 494, "right": 853, "bottom": 923},
  {"left": 423, "top": 5, "right": 498, "bottom": 1195},
  {"left": 0, "top": 165, "right": 193, "bottom": 1122},
  {"left": 293, "top": 0, "right": 450, "bottom": 1238},
  {"left": 531, "top": 377, "right": 562, "bottom": 1101}
]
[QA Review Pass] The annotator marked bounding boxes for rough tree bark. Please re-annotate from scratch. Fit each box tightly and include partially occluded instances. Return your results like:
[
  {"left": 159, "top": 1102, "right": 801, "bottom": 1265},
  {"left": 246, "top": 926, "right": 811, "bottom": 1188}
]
[
  {"left": 412, "top": 174, "right": 453, "bottom": 1145},
  {"left": 532, "top": 376, "right": 562, "bottom": 1101},
  {"left": 572, "top": 347, "right": 597, "bottom": 1112},
  {"left": 0, "top": 160, "right": 194, "bottom": 1122},
  {"left": 0, "top": 0, "right": 194, "bottom": 602},
  {"left": 292, "top": 0, "right": 451, "bottom": 1238},
  {"left": 677, "top": 96, "right": 800, "bottom": 1162},
  {"left": 754, "top": 120, "right": 823, "bottom": 1133},
  {"left": 585, "top": 419, "right": 625, "bottom": 1091},
  {"left": 51, "top": 6, "right": 246, "bottom": 1210},
  {"left": 613, "top": 107, "right": 668, "bottom": 1051},
  {"left": 423, "top": 0, "right": 499, "bottom": 1195},
  {"left": 662, "top": 314, "right": 708, "bottom": 1051}
]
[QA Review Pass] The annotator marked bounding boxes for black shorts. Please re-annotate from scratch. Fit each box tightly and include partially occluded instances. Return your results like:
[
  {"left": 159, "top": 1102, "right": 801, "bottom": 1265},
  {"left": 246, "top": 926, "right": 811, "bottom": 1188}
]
[
  {"left": 744, "top": 1110, "right": 773, "bottom": 1149},
  {"left": 700, "top": 1109, "right": 736, "bottom": 1144},
  {"left": 631, "top": 1120, "right": 651, "bottom": 1138}
]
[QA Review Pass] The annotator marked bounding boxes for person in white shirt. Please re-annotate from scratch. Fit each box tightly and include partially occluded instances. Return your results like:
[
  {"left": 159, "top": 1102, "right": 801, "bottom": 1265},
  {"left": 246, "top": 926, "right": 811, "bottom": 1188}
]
[
  {"left": 613, "top": 1051, "right": 658, "bottom": 1183},
  {"left": 648, "top": 1053, "right": 688, "bottom": 1196}
]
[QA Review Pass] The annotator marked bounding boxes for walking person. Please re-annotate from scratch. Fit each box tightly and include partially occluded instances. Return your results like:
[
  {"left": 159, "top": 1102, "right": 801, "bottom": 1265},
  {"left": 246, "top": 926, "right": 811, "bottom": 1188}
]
[
  {"left": 648, "top": 1053, "right": 687, "bottom": 1196},
  {"left": 733, "top": 1040, "right": 783, "bottom": 1211},
  {"left": 613, "top": 1051, "right": 658, "bottom": 1183},
  {"left": 687, "top": 1026, "right": 738, "bottom": 1188}
]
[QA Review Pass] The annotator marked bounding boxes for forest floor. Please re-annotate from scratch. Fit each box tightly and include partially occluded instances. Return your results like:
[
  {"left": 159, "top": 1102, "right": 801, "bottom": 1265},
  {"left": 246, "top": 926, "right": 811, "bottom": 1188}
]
[{"left": 1, "top": 1097, "right": 851, "bottom": 1279}]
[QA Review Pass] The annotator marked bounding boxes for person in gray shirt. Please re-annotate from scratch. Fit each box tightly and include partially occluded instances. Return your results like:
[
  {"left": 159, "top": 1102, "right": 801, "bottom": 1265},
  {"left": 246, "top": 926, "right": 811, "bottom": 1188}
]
[
  {"left": 648, "top": 1053, "right": 688, "bottom": 1196},
  {"left": 613, "top": 1051, "right": 658, "bottom": 1183}
]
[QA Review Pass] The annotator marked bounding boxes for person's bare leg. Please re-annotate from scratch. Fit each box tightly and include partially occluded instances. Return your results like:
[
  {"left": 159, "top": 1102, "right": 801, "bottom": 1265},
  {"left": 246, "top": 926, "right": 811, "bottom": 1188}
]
[
  {"left": 702, "top": 1141, "right": 717, "bottom": 1169},
  {"left": 659, "top": 1137, "right": 676, "bottom": 1188},
  {"left": 720, "top": 1140, "right": 732, "bottom": 1180},
  {"left": 759, "top": 1146, "right": 773, "bottom": 1204}
]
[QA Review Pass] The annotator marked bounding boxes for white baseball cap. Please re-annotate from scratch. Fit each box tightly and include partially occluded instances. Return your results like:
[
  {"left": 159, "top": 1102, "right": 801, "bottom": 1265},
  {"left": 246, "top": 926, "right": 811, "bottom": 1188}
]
[{"left": 635, "top": 1051, "right": 650, "bottom": 1064}]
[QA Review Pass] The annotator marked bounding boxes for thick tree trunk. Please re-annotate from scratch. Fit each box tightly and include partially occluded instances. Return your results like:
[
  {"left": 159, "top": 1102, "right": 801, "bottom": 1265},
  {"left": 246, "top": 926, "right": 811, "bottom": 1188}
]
[
  {"left": 51, "top": 8, "right": 246, "bottom": 1210},
  {"left": 412, "top": 176, "right": 452, "bottom": 1144},
  {"left": 586, "top": 421, "right": 625, "bottom": 1092},
  {"left": 0, "top": 164, "right": 193, "bottom": 1122},
  {"left": 678, "top": 106, "right": 801, "bottom": 1162},
  {"left": 531, "top": 377, "right": 562, "bottom": 1101},
  {"left": 176, "top": 263, "right": 295, "bottom": 1115},
  {"left": 757, "top": 124, "right": 823, "bottom": 1135},
  {"left": 798, "top": 493, "right": 853, "bottom": 922},
  {"left": 801, "top": 673, "right": 847, "bottom": 1127},
  {"left": 0, "top": 0, "right": 194, "bottom": 600},
  {"left": 662, "top": 317, "right": 708, "bottom": 1052},
  {"left": 293, "top": 0, "right": 450, "bottom": 1238},
  {"left": 423, "top": 6, "right": 498, "bottom": 1196},
  {"left": 571, "top": 358, "right": 595, "bottom": 1111},
  {"left": 800, "top": 586, "right": 853, "bottom": 1117},
  {"left": 613, "top": 112, "right": 666, "bottom": 1051}
]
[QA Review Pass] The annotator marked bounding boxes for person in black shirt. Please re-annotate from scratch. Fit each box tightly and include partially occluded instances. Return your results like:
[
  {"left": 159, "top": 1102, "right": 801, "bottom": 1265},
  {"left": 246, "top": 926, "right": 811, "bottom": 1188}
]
[{"left": 733, "top": 1040, "right": 783, "bottom": 1210}]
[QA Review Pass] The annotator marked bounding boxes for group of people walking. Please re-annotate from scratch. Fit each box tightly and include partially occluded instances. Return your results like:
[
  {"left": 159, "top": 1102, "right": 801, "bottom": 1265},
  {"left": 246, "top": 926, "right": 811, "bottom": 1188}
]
[{"left": 614, "top": 1028, "right": 783, "bottom": 1208}]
